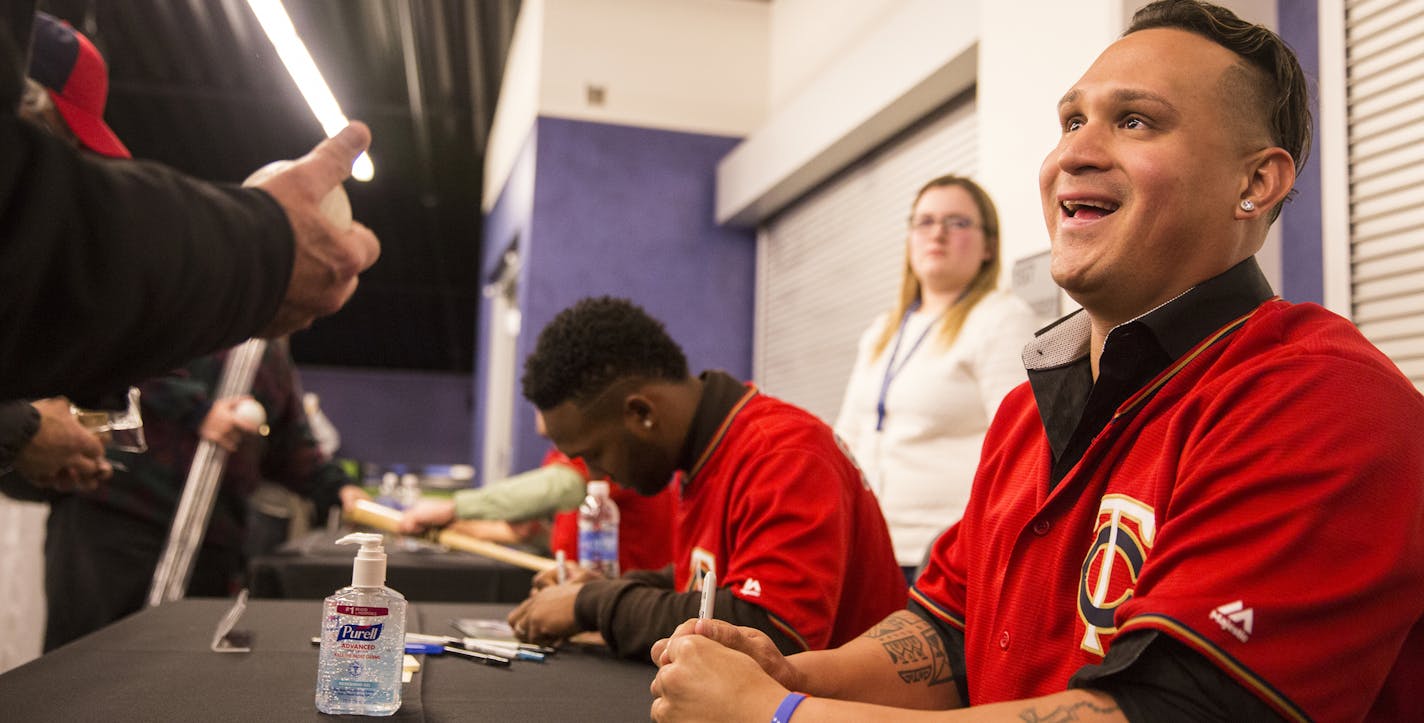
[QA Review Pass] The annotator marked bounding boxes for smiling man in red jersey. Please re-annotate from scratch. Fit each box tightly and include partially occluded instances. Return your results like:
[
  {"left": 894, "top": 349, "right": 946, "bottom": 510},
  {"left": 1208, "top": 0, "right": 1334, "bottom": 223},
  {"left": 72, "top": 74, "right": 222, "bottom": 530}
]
[{"left": 647, "top": 2, "right": 1424, "bottom": 722}]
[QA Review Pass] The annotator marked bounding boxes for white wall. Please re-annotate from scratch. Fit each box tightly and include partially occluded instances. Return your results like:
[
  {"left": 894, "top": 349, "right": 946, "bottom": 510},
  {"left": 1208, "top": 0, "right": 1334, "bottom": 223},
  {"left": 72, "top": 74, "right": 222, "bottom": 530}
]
[
  {"left": 977, "top": 0, "right": 1124, "bottom": 294},
  {"left": 540, "top": 0, "right": 768, "bottom": 135},
  {"left": 716, "top": 0, "right": 979, "bottom": 226},
  {"left": 483, "top": 0, "right": 545, "bottom": 211},
  {"left": 0, "top": 500, "right": 47, "bottom": 674},
  {"left": 766, "top": 0, "right": 904, "bottom": 110},
  {"left": 482, "top": 0, "right": 770, "bottom": 210}
]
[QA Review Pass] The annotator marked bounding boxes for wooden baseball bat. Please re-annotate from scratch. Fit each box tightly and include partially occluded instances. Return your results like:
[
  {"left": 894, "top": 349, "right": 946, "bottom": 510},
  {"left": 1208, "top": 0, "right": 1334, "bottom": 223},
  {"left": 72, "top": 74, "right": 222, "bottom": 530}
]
[{"left": 345, "top": 499, "right": 557, "bottom": 573}]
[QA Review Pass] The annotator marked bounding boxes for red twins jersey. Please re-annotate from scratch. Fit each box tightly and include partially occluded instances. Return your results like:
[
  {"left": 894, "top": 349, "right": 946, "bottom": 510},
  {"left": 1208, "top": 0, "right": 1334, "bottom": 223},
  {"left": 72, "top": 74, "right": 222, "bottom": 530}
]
[
  {"left": 545, "top": 449, "right": 677, "bottom": 573},
  {"left": 675, "top": 384, "right": 906, "bottom": 650},
  {"left": 912, "top": 300, "right": 1424, "bottom": 721}
]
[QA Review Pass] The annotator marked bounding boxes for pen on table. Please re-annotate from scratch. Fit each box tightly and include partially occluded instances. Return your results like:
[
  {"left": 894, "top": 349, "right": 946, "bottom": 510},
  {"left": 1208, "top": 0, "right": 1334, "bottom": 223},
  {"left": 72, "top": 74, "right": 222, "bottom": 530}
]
[
  {"left": 698, "top": 571, "right": 716, "bottom": 620},
  {"left": 441, "top": 625, "right": 557, "bottom": 654},
  {"left": 444, "top": 645, "right": 512, "bottom": 667},
  {"left": 456, "top": 637, "right": 546, "bottom": 663},
  {"left": 555, "top": 549, "right": 568, "bottom": 585},
  {"left": 408, "top": 632, "right": 547, "bottom": 662}
]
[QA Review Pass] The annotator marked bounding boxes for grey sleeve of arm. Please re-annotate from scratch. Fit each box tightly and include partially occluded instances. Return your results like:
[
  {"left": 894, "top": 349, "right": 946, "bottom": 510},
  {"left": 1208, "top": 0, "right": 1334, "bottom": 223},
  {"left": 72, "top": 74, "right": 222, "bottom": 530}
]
[
  {"left": 453, "top": 464, "right": 586, "bottom": 521},
  {"left": 572, "top": 578, "right": 803, "bottom": 661}
]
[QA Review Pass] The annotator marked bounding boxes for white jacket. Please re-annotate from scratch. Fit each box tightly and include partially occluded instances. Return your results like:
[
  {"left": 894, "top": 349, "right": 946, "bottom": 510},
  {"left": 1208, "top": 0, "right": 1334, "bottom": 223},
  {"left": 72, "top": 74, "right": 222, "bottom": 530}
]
[{"left": 834, "top": 290, "right": 1040, "bottom": 566}]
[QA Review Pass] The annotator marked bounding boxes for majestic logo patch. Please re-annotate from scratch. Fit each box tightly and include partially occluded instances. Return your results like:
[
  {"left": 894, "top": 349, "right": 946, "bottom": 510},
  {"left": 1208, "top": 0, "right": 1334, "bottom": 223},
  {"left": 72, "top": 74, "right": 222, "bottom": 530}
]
[
  {"left": 739, "top": 578, "right": 762, "bottom": 598},
  {"left": 1077, "top": 494, "right": 1156, "bottom": 656},
  {"left": 1210, "top": 600, "right": 1254, "bottom": 642}
]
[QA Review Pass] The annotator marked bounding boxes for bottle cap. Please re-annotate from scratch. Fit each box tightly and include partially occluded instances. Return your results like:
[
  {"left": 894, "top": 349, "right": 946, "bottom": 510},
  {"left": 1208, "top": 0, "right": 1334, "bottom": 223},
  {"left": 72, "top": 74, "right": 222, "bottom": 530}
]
[
  {"left": 336, "top": 532, "right": 387, "bottom": 588},
  {"left": 587, "top": 480, "right": 610, "bottom": 497}
]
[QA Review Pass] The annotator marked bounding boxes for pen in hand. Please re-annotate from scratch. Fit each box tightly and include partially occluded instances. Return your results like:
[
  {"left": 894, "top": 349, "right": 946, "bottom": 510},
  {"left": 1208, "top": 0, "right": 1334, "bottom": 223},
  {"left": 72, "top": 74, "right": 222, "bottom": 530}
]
[
  {"left": 555, "top": 549, "right": 568, "bottom": 585},
  {"left": 698, "top": 571, "right": 716, "bottom": 620}
]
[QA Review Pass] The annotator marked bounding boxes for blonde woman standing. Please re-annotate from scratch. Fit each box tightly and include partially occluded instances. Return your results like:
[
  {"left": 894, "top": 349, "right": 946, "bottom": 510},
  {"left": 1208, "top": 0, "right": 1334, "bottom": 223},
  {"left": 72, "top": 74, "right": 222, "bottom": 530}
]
[{"left": 834, "top": 175, "right": 1038, "bottom": 581}]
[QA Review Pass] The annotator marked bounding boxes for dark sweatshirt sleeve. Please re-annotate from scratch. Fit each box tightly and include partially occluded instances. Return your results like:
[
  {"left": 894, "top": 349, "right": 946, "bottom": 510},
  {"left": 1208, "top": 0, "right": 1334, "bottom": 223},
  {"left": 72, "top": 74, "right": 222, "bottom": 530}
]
[
  {"left": 0, "top": 7, "right": 293, "bottom": 401},
  {"left": 0, "top": 400, "right": 40, "bottom": 472},
  {"left": 573, "top": 577, "right": 804, "bottom": 662}
]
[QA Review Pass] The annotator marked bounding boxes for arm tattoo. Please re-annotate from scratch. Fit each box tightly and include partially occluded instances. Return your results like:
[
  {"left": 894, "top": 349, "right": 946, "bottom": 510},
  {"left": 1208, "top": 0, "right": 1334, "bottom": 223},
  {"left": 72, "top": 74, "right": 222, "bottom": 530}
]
[
  {"left": 1016, "top": 700, "right": 1120, "bottom": 722},
  {"left": 864, "top": 613, "right": 955, "bottom": 687}
]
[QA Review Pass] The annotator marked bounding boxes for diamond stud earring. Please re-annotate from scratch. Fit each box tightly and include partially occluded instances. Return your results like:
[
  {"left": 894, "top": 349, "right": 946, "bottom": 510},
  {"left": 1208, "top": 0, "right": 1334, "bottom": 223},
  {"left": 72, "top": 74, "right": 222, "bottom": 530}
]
[{"left": 1240, "top": 199, "right": 1256, "bottom": 212}]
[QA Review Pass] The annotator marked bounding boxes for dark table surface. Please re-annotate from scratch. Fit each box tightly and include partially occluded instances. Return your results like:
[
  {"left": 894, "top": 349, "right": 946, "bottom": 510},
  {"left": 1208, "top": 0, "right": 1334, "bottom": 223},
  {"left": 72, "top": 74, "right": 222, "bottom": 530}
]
[
  {"left": 249, "top": 529, "right": 536, "bottom": 603},
  {"left": 0, "top": 598, "right": 655, "bottom": 722}
]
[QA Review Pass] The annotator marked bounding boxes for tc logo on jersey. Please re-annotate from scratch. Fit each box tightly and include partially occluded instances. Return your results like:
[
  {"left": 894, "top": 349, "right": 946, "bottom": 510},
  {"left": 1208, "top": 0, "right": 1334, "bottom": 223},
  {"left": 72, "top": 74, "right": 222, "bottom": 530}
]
[
  {"left": 688, "top": 547, "right": 716, "bottom": 592},
  {"left": 1077, "top": 494, "right": 1157, "bottom": 656}
]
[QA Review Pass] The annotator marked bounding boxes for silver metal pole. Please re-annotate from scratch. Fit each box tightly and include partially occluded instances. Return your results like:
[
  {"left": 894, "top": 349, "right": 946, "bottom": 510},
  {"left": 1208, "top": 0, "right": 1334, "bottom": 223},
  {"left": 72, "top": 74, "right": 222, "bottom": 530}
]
[{"left": 146, "top": 338, "right": 267, "bottom": 607}]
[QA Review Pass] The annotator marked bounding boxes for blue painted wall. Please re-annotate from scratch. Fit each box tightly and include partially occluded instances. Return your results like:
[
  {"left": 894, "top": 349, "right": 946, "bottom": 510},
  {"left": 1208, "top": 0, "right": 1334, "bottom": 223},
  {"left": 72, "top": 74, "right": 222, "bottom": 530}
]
[
  {"left": 476, "top": 116, "right": 756, "bottom": 478},
  {"left": 1278, "top": 0, "right": 1323, "bottom": 304},
  {"left": 300, "top": 365, "right": 472, "bottom": 467}
]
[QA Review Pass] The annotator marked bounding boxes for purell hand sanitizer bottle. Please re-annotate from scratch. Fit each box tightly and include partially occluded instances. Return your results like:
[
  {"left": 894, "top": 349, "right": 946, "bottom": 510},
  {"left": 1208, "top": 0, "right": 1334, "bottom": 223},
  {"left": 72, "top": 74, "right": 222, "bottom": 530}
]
[{"left": 315, "top": 533, "right": 407, "bottom": 716}]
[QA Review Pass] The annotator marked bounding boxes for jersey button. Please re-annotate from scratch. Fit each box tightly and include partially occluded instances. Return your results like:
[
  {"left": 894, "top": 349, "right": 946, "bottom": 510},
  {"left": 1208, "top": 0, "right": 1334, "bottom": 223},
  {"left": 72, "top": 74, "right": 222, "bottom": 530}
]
[
  {"left": 1032, "top": 520, "right": 1051, "bottom": 536},
  {"left": 999, "top": 630, "right": 1009, "bottom": 650}
]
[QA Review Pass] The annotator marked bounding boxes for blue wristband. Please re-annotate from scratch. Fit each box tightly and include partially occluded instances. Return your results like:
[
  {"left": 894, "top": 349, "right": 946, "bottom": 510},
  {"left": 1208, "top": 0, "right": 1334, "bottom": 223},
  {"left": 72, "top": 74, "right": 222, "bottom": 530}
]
[{"left": 772, "top": 692, "right": 808, "bottom": 723}]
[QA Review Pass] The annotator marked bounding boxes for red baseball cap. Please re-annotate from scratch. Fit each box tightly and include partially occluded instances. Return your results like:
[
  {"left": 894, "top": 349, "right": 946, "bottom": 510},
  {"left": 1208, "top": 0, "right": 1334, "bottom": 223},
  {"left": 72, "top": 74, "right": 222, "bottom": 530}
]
[{"left": 28, "top": 12, "right": 130, "bottom": 159}]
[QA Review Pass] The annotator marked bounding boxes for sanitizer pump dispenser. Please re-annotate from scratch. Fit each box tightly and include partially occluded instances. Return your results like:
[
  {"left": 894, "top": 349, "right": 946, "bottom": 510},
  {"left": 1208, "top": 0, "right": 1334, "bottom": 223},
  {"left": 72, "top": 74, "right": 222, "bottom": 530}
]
[{"left": 314, "top": 533, "right": 407, "bottom": 716}]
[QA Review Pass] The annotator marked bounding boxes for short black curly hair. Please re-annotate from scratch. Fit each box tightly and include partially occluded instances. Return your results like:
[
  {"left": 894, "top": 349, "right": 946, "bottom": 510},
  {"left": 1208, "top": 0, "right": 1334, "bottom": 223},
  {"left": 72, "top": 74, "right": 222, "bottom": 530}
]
[{"left": 521, "top": 296, "right": 690, "bottom": 410}]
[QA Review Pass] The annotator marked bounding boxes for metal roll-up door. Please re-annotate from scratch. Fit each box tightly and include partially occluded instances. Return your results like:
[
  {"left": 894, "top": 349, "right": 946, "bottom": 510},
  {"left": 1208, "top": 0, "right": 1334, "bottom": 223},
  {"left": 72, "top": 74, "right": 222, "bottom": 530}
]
[
  {"left": 754, "top": 94, "right": 978, "bottom": 422},
  {"left": 1344, "top": 0, "right": 1424, "bottom": 393}
]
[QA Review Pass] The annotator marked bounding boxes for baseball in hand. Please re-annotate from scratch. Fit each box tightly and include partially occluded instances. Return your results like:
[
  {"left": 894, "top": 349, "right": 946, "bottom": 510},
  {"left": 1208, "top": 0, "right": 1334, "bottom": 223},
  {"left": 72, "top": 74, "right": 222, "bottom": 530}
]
[
  {"left": 242, "top": 159, "right": 353, "bottom": 230},
  {"left": 233, "top": 398, "right": 269, "bottom": 435}
]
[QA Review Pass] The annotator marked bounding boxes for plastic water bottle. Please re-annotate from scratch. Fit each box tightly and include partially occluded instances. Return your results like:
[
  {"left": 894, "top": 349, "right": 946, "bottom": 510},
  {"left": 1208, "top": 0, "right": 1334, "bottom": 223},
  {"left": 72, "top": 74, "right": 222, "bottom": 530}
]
[
  {"left": 577, "top": 481, "right": 620, "bottom": 577},
  {"left": 376, "top": 471, "right": 400, "bottom": 509},
  {"left": 397, "top": 473, "right": 421, "bottom": 510}
]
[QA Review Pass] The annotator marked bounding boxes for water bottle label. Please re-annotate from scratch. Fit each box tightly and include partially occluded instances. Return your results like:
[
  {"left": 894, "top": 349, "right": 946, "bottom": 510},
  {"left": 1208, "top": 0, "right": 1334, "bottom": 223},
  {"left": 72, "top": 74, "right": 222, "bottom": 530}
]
[{"left": 578, "top": 529, "right": 618, "bottom": 562}]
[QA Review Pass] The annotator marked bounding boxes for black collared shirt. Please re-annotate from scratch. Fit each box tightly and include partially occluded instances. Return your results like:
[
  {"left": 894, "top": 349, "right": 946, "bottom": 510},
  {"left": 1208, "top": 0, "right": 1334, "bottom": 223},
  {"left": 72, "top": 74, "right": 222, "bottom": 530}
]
[{"left": 1026, "top": 257, "right": 1275, "bottom": 488}]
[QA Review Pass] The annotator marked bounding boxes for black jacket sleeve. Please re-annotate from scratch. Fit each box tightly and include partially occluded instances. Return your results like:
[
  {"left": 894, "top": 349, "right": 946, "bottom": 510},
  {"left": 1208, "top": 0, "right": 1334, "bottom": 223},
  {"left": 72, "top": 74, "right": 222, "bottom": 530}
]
[
  {"left": 0, "top": 399, "right": 39, "bottom": 471},
  {"left": 573, "top": 574, "right": 803, "bottom": 662},
  {"left": 1, "top": 6, "right": 293, "bottom": 402},
  {"left": 1069, "top": 631, "right": 1285, "bottom": 722}
]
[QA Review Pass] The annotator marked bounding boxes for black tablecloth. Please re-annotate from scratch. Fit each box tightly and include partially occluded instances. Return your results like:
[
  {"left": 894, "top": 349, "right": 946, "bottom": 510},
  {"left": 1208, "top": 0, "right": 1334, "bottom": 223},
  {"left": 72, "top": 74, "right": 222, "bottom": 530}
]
[
  {"left": 249, "top": 529, "right": 536, "bottom": 603},
  {"left": 0, "top": 599, "right": 654, "bottom": 721}
]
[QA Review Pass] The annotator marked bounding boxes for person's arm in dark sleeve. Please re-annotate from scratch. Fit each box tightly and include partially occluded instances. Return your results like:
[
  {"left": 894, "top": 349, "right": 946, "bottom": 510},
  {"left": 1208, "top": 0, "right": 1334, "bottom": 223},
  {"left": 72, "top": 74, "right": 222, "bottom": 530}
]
[
  {"left": 622, "top": 564, "right": 674, "bottom": 587},
  {"left": 0, "top": 400, "right": 52, "bottom": 501},
  {"left": 906, "top": 597, "right": 970, "bottom": 705},
  {"left": 0, "top": 400, "right": 41, "bottom": 474},
  {"left": 0, "top": 126, "right": 293, "bottom": 402},
  {"left": 1068, "top": 631, "right": 1285, "bottom": 722},
  {"left": 573, "top": 578, "right": 803, "bottom": 661}
]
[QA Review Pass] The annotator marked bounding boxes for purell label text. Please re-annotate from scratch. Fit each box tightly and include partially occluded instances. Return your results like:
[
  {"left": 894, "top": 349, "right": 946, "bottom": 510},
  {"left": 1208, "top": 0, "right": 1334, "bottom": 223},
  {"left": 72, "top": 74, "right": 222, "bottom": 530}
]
[
  {"left": 336, "top": 623, "right": 384, "bottom": 642},
  {"left": 336, "top": 605, "right": 388, "bottom": 616}
]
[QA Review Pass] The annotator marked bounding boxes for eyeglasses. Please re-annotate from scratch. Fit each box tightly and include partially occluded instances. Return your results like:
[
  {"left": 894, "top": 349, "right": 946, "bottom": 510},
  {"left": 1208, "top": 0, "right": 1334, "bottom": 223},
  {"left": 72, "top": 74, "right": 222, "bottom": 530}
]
[{"left": 909, "top": 215, "right": 979, "bottom": 234}]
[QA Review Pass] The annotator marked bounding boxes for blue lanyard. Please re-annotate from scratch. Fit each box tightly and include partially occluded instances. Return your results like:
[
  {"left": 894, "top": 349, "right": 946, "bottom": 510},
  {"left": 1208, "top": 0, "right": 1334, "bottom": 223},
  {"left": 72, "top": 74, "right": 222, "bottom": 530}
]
[{"left": 876, "top": 302, "right": 945, "bottom": 431}]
